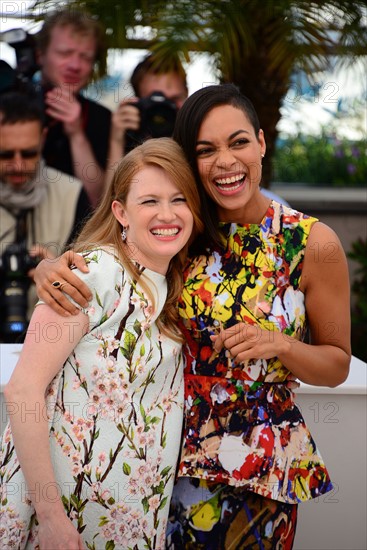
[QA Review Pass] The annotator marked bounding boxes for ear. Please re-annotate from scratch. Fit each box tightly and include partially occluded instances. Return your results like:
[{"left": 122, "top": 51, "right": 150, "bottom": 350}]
[
  {"left": 111, "top": 200, "right": 128, "bottom": 228},
  {"left": 258, "top": 129, "right": 266, "bottom": 158},
  {"left": 40, "top": 127, "right": 48, "bottom": 149}
]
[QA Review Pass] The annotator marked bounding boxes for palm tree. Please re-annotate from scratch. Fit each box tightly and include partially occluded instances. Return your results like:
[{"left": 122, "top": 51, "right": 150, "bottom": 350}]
[{"left": 32, "top": 0, "right": 367, "bottom": 187}]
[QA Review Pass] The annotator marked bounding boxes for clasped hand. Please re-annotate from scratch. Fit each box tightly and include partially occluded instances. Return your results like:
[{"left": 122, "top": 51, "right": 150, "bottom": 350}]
[
  {"left": 45, "top": 86, "right": 82, "bottom": 136},
  {"left": 210, "top": 322, "right": 292, "bottom": 363}
]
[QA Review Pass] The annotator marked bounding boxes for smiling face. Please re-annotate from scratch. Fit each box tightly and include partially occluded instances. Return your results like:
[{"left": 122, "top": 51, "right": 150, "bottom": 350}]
[
  {"left": 112, "top": 165, "right": 194, "bottom": 274},
  {"left": 195, "top": 104, "right": 267, "bottom": 222},
  {"left": 38, "top": 24, "right": 96, "bottom": 91}
]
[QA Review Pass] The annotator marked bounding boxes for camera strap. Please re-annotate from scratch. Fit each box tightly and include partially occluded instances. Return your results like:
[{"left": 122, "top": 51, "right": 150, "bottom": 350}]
[
  {"left": 15, "top": 209, "right": 28, "bottom": 241},
  {"left": 0, "top": 206, "right": 35, "bottom": 245}
]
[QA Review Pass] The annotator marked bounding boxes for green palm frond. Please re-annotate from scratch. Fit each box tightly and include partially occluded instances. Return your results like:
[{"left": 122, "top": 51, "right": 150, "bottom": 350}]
[{"left": 30, "top": 0, "right": 367, "bottom": 187}]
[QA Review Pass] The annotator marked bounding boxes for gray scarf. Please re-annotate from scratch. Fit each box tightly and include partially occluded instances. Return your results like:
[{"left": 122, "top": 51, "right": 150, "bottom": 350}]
[{"left": 0, "top": 159, "right": 48, "bottom": 212}]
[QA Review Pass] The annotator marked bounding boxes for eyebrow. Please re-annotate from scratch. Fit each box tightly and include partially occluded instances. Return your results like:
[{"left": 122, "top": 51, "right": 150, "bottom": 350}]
[{"left": 196, "top": 129, "right": 250, "bottom": 146}]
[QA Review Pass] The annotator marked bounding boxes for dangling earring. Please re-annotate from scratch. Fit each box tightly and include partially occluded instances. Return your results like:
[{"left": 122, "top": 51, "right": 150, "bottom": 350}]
[{"left": 121, "top": 226, "right": 127, "bottom": 242}]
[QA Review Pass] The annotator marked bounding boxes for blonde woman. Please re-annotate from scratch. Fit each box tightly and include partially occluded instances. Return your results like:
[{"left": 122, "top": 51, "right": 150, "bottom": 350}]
[{"left": 0, "top": 138, "right": 203, "bottom": 550}]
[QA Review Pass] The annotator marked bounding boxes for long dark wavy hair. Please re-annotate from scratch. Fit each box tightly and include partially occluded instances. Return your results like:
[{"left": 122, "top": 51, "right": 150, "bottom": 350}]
[{"left": 173, "top": 83, "right": 261, "bottom": 254}]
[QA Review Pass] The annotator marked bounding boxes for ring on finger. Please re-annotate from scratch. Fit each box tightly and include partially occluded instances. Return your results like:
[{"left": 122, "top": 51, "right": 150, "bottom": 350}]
[{"left": 52, "top": 281, "right": 67, "bottom": 291}]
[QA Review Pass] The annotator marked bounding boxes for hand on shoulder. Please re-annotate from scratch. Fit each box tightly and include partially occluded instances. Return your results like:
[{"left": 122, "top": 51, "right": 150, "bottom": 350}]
[{"left": 34, "top": 250, "right": 92, "bottom": 316}]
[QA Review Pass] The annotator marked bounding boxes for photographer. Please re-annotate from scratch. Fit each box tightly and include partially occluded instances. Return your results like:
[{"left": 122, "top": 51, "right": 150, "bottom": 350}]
[
  {"left": 36, "top": 9, "right": 111, "bottom": 208},
  {"left": 106, "top": 52, "right": 188, "bottom": 185},
  {"left": 0, "top": 92, "right": 89, "bottom": 343}
]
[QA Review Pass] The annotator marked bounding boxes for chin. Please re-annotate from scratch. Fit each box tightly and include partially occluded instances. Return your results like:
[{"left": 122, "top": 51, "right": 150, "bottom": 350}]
[
  {"left": 8, "top": 177, "right": 33, "bottom": 189},
  {"left": 11, "top": 184, "right": 28, "bottom": 191}
]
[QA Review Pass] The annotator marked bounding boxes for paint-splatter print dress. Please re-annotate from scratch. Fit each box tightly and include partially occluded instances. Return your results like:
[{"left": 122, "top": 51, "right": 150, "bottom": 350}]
[
  {"left": 0, "top": 248, "right": 183, "bottom": 550},
  {"left": 176, "top": 201, "right": 332, "bottom": 504}
]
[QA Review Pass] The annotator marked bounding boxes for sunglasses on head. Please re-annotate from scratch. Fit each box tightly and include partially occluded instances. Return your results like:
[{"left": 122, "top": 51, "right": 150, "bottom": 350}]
[{"left": 0, "top": 148, "right": 40, "bottom": 160}]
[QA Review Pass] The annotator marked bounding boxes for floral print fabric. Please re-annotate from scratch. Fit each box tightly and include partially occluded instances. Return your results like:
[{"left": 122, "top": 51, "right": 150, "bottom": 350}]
[
  {"left": 176, "top": 201, "right": 332, "bottom": 504},
  {"left": 0, "top": 248, "right": 184, "bottom": 549}
]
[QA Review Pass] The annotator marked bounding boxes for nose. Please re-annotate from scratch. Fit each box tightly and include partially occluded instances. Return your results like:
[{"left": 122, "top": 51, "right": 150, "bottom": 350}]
[
  {"left": 215, "top": 147, "right": 237, "bottom": 168},
  {"left": 157, "top": 201, "right": 176, "bottom": 222},
  {"left": 68, "top": 54, "right": 82, "bottom": 71},
  {"left": 8, "top": 152, "right": 25, "bottom": 169}
]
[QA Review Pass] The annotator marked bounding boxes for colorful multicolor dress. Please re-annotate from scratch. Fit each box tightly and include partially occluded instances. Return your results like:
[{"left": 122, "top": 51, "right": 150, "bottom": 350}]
[
  {"left": 176, "top": 201, "right": 332, "bottom": 504},
  {"left": 0, "top": 248, "right": 184, "bottom": 550}
]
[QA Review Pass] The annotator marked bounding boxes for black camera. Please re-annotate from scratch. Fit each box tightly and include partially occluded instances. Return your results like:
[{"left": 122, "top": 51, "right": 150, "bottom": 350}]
[
  {"left": 0, "top": 28, "right": 39, "bottom": 94},
  {"left": 125, "top": 91, "right": 178, "bottom": 152},
  {"left": 0, "top": 242, "right": 40, "bottom": 343}
]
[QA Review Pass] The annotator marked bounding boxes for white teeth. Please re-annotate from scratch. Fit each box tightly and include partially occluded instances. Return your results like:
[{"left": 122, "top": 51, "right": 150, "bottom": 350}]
[
  {"left": 151, "top": 228, "right": 179, "bottom": 236},
  {"left": 218, "top": 182, "right": 241, "bottom": 191},
  {"left": 215, "top": 174, "right": 245, "bottom": 185}
]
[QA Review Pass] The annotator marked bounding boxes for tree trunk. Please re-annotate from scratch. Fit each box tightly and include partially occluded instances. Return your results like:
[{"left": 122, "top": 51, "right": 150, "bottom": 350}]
[{"left": 220, "top": 24, "right": 291, "bottom": 188}]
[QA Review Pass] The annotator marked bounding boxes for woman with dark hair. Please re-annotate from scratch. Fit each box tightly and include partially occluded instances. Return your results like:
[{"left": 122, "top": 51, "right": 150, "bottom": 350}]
[
  {"left": 172, "top": 84, "right": 263, "bottom": 255},
  {"left": 32, "top": 84, "right": 350, "bottom": 549}
]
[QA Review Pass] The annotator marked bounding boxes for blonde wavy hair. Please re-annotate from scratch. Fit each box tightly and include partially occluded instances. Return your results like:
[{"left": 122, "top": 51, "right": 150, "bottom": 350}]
[{"left": 73, "top": 137, "right": 203, "bottom": 341}]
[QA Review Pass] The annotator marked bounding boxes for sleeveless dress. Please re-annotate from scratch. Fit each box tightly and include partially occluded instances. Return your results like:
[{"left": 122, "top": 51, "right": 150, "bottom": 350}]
[
  {"left": 175, "top": 201, "right": 332, "bottom": 504},
  {"left": 0, "top": 248, "right": 184, "bottom": 550}
]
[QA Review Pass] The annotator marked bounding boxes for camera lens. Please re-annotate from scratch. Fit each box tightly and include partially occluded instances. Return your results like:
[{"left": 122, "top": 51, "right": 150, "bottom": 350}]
[
  {"left": 0, "top": 279, "right": 29, "bottom": 342},
  {"left": 125, "top": 92, "right": 178, "bottom": 152},
  {"left": 142, "top": 101, "right": 177, "bottom": 138},
  {"left": 0, "top": 243, "right": 34, "bottom": 343}
]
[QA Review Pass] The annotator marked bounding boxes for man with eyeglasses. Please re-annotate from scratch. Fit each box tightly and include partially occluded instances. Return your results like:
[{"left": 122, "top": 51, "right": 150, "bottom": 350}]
[{"left": 0, "top": 91, "right": 90, "bottom": 340}]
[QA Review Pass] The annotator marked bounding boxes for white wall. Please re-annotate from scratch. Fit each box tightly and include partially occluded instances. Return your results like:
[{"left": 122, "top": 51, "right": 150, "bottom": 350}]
[{"left": 294, "top": 367, "right": 367, "bottom": 549}]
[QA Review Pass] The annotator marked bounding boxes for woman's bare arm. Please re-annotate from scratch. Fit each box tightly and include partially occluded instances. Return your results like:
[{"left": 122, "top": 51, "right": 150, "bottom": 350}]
[
  {"left": 212, "top": 222, "right": 351, "bottom": 387},
  {"left": 4, "top": 305, "right": 88, "bottom": 548}
]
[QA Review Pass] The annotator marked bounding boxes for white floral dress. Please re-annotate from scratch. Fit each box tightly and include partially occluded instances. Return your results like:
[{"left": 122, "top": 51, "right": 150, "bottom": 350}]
[{"left": 0, "top": 248, "right": 184, "bottom": 550}]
